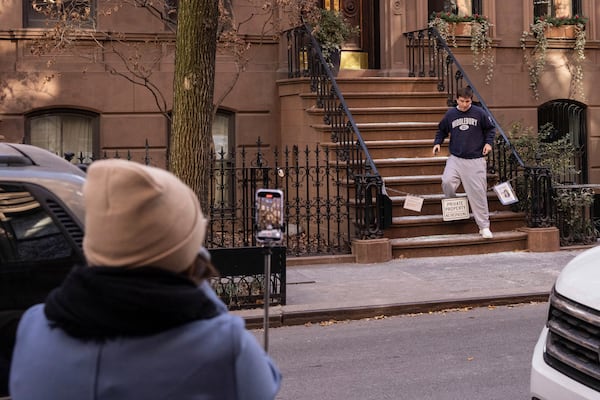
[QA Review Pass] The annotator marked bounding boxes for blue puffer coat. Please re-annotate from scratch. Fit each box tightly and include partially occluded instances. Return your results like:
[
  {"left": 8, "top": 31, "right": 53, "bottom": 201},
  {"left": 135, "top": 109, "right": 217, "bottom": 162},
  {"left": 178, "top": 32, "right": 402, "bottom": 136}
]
[{"left": 9, "top": 282, "right": 281, "bottom": 400}]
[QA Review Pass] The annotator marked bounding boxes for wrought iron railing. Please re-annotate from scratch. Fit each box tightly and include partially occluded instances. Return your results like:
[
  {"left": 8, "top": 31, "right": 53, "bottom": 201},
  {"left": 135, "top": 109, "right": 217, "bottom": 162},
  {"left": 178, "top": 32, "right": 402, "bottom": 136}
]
[
  {"left": 286, "top": 22, "right": 390, "bottom": 239},
  {"left": 207, "top": 139, "right": 353, "bottom": 256}
]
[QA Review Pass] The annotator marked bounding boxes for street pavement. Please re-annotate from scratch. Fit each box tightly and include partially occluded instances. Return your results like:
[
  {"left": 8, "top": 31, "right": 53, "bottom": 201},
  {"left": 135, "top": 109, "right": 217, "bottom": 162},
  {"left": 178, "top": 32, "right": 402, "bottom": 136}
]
[{"left": 232, "top": 247, "right": 593, "bottom": 328}]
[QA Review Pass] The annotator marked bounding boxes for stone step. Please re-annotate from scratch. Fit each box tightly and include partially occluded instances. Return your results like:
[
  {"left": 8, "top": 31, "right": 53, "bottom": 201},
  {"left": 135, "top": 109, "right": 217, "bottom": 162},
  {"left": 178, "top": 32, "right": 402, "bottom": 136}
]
[
  {"left": 383, "top": 174, "right": 444, "bottom": 195},
  {"left": 307, "top": 106, "right": 447, "bottom": 124},
  {"left": 390, "top": 230, "right": 529, "bottom": 258},
  {"left": 313, "top": 122, "right": 439, "bottom": 141},
  {"left": 385, "top": 192, "right": 518, "bottom": 217},
  {"left": 333, "top": 77, "right": 441, "bottom": 92},
  {"left": 302, "top": 91, "right": 448, "bottom": 107},
  {"left": 374, "top": 156, "right": 447, "bottom": 176},
  {"left": 319, "top": 141, "right": 448, "bottom": 162},
  {"left": 383, "top": 210, "right": 526, "bottom": 238},
  {"left": 318, "top": 140, "right": 446, "bottom": 160},
  {"left": 363, "top": 139, "right": 437, "bottom": 158}
]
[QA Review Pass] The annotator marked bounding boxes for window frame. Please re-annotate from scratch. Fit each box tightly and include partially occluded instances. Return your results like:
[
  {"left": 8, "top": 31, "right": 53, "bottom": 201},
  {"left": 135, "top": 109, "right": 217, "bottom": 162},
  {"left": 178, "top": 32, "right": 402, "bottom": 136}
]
[
  {"left": 211, "top": 109, "right": 235, "bottom": 212},
  {"left": 25, "top": 109, "right": 100, "bottom": 164},
  {"left": 428, "top": 0, "right": 483, "bottom": 16},
  {"left": 533, "top": 0, "right": 583, "bottom": 20},
  {"left": 24, "top": 0, "right": 96, "bottom": 29}
]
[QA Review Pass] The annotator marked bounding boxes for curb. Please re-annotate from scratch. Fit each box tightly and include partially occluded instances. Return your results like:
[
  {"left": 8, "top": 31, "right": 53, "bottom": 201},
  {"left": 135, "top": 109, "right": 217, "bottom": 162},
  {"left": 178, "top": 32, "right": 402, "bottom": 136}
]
[{"left": 242, "top": 292, "right": 550, "bottom": 329}]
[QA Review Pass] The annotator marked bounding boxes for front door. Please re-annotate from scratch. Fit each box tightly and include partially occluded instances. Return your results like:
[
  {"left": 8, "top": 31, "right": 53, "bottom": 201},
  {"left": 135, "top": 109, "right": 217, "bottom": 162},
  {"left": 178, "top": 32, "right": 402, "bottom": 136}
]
[{"left": 321, "top": 0, "right": 380, "bottom": 69}]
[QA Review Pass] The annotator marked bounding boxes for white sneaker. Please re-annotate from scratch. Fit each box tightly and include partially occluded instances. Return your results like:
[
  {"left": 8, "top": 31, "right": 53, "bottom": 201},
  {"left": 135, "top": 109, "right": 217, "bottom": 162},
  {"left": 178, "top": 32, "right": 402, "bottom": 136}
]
[{"left": 479, "top": 228, "right": 493, "bottom": 239}]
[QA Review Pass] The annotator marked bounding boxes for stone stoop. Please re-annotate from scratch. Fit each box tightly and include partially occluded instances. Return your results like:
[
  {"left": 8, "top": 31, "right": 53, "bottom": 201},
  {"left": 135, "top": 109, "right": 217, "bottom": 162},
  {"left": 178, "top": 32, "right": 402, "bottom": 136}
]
[{"left": 280, "top": 76, "right": 529, "bottom": 259}]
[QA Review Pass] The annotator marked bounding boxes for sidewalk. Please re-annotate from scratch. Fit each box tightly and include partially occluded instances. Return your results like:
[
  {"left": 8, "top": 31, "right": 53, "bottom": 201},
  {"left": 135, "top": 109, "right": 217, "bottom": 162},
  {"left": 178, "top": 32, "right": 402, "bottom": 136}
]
[{"left": 232, "top": 248, "right": 589, "bottom": 328}]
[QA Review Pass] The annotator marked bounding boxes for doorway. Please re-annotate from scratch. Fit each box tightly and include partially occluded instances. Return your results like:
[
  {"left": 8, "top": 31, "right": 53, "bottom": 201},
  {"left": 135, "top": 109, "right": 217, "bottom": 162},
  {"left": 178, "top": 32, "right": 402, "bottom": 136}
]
[{"left": 321, "top": 0, "right": 380, "bottom": 69}]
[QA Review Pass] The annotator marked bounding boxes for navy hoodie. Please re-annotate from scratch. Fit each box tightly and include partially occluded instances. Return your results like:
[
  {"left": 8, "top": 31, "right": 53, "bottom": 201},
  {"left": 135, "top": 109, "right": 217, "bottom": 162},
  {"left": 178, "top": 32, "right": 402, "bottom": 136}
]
[{"left": 434, "top": 104, "right": 496, "bottom": 159}]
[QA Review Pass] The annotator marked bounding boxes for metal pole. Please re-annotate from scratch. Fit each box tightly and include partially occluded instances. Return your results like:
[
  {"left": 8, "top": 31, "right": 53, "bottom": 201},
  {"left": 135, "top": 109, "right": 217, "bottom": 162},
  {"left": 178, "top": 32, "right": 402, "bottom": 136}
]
[{"left": 263, "top": 244, "right": 272, "bottom": 352}]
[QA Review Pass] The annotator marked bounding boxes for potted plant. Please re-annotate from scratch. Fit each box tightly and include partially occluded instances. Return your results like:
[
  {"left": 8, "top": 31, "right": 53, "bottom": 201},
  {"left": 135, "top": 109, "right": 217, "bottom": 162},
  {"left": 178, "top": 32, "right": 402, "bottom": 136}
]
[
  {"left": 308, "top": 8, "right": 359, "bottom": 74},
  {"left": 428, "top": 12, "right": 494, "bottom": 84},
  {"left": 520, "top": 15, "right": 587, "bottom": 100}
]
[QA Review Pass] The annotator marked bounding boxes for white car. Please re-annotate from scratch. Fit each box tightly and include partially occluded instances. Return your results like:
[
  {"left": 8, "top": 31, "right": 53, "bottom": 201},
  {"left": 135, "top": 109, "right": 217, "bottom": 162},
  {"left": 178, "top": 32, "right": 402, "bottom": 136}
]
[{"left": 530, "top": 245, "right": 600, "bottom": 400}]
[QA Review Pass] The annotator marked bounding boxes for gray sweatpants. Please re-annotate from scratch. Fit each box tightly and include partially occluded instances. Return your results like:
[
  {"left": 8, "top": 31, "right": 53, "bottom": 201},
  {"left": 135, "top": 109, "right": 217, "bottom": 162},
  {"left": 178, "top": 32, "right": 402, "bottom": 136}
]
[{"left": 441, "top": 155, "right": 490, "bottom": 230}]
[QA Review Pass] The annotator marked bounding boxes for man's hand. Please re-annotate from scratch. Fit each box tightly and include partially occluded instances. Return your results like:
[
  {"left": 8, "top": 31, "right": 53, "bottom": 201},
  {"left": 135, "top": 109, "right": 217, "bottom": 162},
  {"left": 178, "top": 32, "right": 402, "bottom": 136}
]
[
  {"left": 432, "top": 144, "right": 440, "bottom": 155},
  {"left": 482, "top": 143, "right": 492, "bottom": 156}
]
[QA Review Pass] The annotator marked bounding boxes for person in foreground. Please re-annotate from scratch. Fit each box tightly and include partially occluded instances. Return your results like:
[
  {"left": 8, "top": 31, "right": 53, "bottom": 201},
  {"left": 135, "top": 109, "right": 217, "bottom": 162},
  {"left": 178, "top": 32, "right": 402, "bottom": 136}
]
[
  {"left": 432, "top": 86, "right": 496, "bottom": 239},
  {"left": 9, "top": 159, "right": 281, "bottom": 400}
]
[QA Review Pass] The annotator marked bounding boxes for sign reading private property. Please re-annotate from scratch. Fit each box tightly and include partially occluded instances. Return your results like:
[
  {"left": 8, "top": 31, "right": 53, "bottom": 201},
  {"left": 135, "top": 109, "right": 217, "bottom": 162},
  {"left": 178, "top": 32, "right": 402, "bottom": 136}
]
[{"left": 441, "top": 197, "right": 470, "bottom": 221}]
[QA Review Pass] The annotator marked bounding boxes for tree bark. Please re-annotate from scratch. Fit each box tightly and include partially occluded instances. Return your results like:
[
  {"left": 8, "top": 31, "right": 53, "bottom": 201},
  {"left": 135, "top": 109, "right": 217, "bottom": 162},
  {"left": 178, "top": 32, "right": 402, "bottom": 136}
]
[{"left": 170, "top": 0, "right": 218, "bottom": 213}]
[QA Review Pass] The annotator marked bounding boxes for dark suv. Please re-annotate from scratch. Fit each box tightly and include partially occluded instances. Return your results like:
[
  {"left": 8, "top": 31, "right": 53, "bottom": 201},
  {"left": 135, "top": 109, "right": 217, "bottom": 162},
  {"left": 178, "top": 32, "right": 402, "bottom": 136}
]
[{"left": 0, "top": 143, "right": 86, "bottom": 397}]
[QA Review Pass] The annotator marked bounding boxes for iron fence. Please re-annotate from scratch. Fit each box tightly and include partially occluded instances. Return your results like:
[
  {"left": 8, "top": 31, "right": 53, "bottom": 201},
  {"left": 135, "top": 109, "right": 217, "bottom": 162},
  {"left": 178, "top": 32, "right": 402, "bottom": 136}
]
[
  {"left": 206, "top": 139, "right": 353, "bottom": 257},
  {"left": 208, "top": 246, "right": 286, "bottom": 310}
]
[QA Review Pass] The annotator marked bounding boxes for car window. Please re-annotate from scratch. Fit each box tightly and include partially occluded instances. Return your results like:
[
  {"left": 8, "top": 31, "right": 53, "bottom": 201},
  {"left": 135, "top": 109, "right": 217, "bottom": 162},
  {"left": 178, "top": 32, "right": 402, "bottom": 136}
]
[
  {"left": 1, "top": 181, "right": 87, "bottom": 396},
  {"left": 0, "top": 183, "right": 83, "bottom": 310}
]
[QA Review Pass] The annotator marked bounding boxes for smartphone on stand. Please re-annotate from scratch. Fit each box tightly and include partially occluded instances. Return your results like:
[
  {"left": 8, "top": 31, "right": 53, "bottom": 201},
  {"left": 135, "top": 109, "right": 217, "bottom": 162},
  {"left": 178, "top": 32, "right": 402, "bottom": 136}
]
[
  {"left": 255, "top": 188, "right": 284, "bottom": 352},
  {"left": 255, "top": 189, "right": 284, "bottom": 244}
]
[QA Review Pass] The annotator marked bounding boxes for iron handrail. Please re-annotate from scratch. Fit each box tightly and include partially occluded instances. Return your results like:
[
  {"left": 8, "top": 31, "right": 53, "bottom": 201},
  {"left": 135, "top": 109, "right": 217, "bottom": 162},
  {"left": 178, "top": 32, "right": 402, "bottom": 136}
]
[
  {"left": 286, "top": 22, "right": 391, "bottom": 237},
  {"left": 424, "top": 27, "right": 525, "bottom": 169},
  {"left": 300, "top": 21, "right": 381, "bottom": 178}
]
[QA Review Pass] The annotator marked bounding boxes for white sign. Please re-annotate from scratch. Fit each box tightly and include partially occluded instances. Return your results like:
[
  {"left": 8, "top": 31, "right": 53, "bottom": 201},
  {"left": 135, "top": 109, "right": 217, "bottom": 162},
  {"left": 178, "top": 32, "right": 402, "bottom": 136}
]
[
  {"left": 441, "top": 197, "right": 470, "bottom": 221},
  {"left": 493, "top": 181, "right": 519, "bottom": 206},
  {"left": 404, "top": 195, "right": 424, "bottom": 212}
]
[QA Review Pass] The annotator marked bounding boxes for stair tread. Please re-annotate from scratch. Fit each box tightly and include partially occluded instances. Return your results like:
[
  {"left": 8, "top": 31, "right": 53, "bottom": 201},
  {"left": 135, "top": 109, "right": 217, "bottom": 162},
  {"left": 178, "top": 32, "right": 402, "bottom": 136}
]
[
  {"left": 309, "top": 106, "right": 448, "bottom": 113},
  {"left": 375, "top": 156, "right": 448, "bottom": 164},
  {"left": 333, "top": 91, "right": 446, "bottom": 96},
  {"left": 313, "top": 121, "right": 437, "bottom": 128},
  {"left": 384, "top": 174, "right": 442, "bottom": 182},
  {"left": 390, "top": 230, "right": 528, "bottom": 246},
  {"left": 388, "top": 193, "right": 464, "bottom": 201},
  {"left": 352, "top": 106, "right": 447, "bottom": 111},
  {"left": 334, "top": 77, "right": 439, "bottom": 82},
  {"left": 388, "top": 192, "right": 504, "bottom": 201},
  {"left": 365, "top": 139, "right": 434, "bottom": 145},
  {"left": 391, "top": 210, "right": 525, "bottom": 224}
]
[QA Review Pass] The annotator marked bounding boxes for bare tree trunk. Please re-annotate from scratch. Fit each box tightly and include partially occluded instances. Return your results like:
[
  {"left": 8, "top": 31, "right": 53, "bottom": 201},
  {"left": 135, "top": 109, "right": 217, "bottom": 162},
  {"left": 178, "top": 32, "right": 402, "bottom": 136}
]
[{"left": 170, "top": 0, "right": 218, "bottom": 212}]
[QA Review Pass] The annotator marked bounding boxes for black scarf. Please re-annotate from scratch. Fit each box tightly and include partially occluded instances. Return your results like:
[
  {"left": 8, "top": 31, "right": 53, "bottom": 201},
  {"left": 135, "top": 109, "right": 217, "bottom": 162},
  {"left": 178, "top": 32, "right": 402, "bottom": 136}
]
[{"left": 44, "top": 266, "right": 219, "bottom": 339}]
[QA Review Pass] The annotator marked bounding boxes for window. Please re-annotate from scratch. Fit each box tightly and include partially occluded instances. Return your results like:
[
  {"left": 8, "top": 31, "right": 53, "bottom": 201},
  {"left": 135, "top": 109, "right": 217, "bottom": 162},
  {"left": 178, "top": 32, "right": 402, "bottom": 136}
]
[
  {"left": 25, "top": 0, "right": 95, "bottom": 28},
  {"left": 211, "top": 110, "right": 235, "bottom": 210},
  {"left": 0, "top": 183, "right": 82, "bottom": 310},
  {"left": 163, "top": 0, "right": 177, "bottom": 29},
  {"left": 428, "top": 0, "right": 482, "bottom": 16},
  {"left": 26, "top": 110, "right": 98, "bottom": 164},
  {"left": 538, "top": 100, "right": 587, "bottom": 184},
  {"left": 534, "top": 0, "right": 582, "bottom": 19},
  {"left": 212, "top": 110, "right": 234, "bottom": 154}
]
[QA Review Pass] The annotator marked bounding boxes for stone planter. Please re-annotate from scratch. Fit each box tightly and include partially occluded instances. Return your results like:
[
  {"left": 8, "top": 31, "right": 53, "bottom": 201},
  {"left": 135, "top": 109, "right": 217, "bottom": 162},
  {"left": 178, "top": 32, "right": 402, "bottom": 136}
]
[
  {"left": 452, "top": 22, "right": 472, "bottom": 37},
  {"left": 544, "top": 25, "right": 576, "bottom": 39}
]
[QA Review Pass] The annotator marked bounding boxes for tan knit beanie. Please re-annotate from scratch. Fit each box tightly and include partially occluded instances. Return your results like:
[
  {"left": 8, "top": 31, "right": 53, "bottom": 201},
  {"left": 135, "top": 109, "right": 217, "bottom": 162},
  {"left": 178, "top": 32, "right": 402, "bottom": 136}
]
[{"left": 82, "top": 159, "right": 207, "bottom": 272}]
